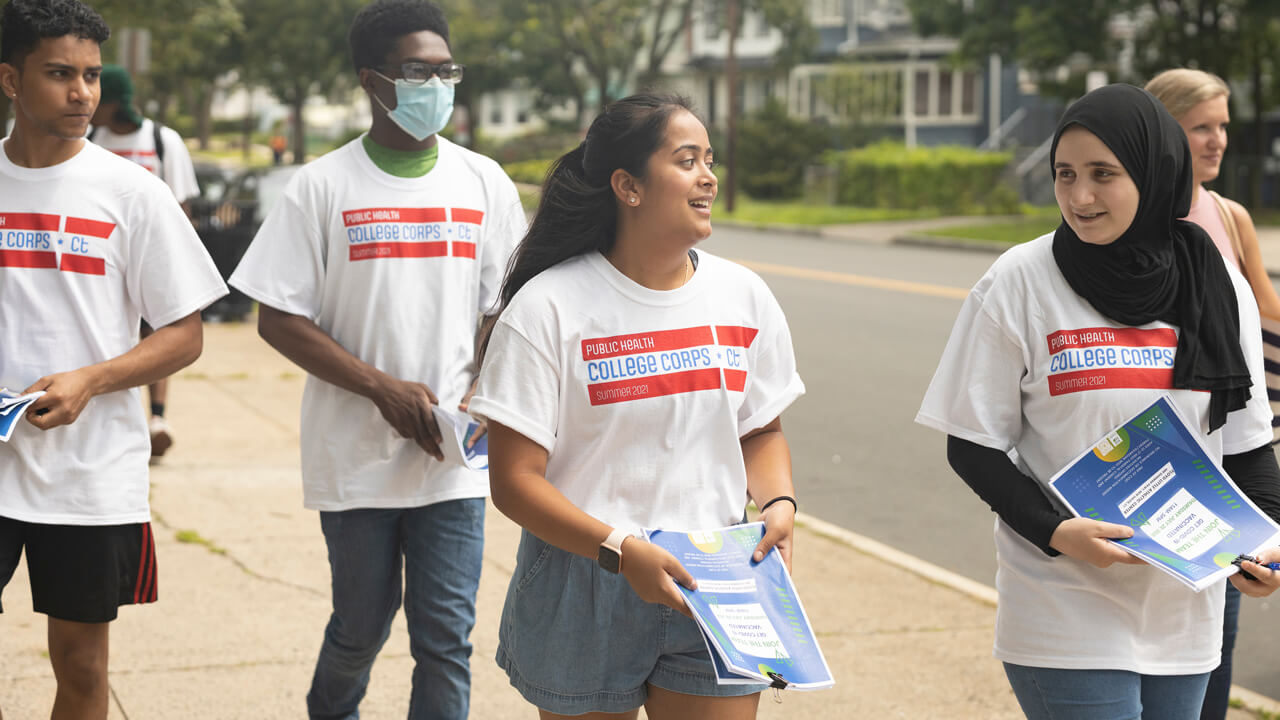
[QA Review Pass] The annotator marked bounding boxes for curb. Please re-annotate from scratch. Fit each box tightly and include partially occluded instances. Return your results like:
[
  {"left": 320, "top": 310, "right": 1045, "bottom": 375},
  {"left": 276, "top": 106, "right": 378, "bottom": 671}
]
[
  {"left": 795, "top": 510, "right": 997, "bottom": 607},
  {"left": 794, "top": 510, "right": 1280, "bottom": 716},
  {"left": 892, "top": 233, "right": 1015, "bottom": 254},
  {"left": 1233, "top": 686, "right": 1280, "bottom": 717},
  {"left": 713, "top": 219, "right": 825, "bottom": 238},
  {"left": 894, "top": 230, "right": 1280, "bottom": 281}
]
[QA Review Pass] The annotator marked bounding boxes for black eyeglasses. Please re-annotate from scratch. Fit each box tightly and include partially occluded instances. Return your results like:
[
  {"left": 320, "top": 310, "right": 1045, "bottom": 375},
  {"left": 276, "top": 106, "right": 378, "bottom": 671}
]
[{"left": 378, "top": 62, "right": 465, "bottom": 85}]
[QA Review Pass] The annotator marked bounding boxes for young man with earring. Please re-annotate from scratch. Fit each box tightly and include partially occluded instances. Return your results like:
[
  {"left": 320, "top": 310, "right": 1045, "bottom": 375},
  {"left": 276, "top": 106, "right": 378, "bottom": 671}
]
[
  {"left": 229, "top": 1, "right": 524, "bottom": 717},
  {"left": 0, "top": 1, "right": 225, "bottom": 717}
]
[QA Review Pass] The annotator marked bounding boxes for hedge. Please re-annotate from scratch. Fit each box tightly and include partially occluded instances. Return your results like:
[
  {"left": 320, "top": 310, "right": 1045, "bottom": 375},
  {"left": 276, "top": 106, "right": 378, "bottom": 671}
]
[
  {"left": 503, "top": 157, "right": 554, "bottom": 185},
  {"left": 737, "top": 101, "right": 830, "bottom": 200},
  {"left": 832, "top": 141, "right": 1019, "bottom": 214}
]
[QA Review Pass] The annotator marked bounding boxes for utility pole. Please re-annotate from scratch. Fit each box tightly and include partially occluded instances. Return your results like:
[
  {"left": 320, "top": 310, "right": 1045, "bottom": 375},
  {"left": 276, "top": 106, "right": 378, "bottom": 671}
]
[{"left": 725, "top": 0, "right": 740, "bottom": 212}]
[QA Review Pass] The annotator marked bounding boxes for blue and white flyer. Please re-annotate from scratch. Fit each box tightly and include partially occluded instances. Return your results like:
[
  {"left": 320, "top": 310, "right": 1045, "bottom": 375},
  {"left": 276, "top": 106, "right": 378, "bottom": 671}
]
[
  {"left": 1048, "top": 395, "right": 1280, "bottom": 591},
  {"left": 0, "top": 389, "right": 44, "bottom": 442},
  {"left": 431, "top": 406, "right": 488, "bottom": 470},
  {"left": 644, "top": 522, "right": 834, "bottom": 690}
]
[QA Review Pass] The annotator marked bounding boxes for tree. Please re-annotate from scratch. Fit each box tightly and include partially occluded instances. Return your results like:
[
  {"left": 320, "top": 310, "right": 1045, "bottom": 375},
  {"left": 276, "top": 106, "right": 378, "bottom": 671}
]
[
  {"left": 437, "top": 0, "right": 521, "bottom": 143},
  {"left": 638, "top": 0, "right": 697, "bottom": 86},
  {"left": 537, "top": 0, "right": 650, "bottom": 112},
  {"left": 704, "top": 0, "right": 816, "bottom": 210},
  {"left": 133, "top": 0, "right": 243, "bottom": 147},
  {"left": 76, "top": 0, "right": 243, "bottom": 147},
  {"left": 239, "top": 0, "right": 366, "bottom": 164},
  {"left": 906, "top": 0, "right": 1119, "bottom": 100}
]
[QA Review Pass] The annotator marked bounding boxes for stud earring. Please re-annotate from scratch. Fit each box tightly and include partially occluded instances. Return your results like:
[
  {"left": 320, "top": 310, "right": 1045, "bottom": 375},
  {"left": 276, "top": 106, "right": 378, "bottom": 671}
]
[{"left": 629, "top": 197, "right": 637, "bottom": 204}]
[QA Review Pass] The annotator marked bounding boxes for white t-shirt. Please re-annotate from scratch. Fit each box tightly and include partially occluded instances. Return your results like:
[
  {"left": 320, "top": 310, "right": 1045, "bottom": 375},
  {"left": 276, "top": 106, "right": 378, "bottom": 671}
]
[
  {"left": 0, "top": 140, "right": 227, "bottom": 525},
  {"left": 230, "top": 136, "right": 524, "bottom": 511},
  {"left": 469, "top": 251, "right": 806, "bottom": 535},
  {"left": 91, "top": 119, "right": 200, "bottom": 202},
  {"left": 916, "top": 234, "right": 1272, "bottom": 674}
]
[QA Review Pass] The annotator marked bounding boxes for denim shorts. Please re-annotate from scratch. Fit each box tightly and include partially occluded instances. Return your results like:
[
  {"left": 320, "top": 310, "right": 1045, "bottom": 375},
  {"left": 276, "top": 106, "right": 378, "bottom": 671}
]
[{"left": 496, "top": 530, "right": 766, "bottom": 715}]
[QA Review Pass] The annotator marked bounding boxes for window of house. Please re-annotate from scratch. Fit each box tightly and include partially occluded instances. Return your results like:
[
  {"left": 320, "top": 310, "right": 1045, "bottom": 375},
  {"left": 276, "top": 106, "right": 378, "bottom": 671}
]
[
  {"left": 810, "top": 0, "right": 844, "bottom": 24},
  {"left": 961, "top": 72, "right": 978, "bottom": 115},
  {"left": 704, "top": 7, "right": 720, "bottom": 39},
  {"left": 755, "top": 11, "right": 771, "bottom": 37},
  {"left": 938, "top": 71, "right": 953, "bottom": 116},
  {"left": 913, "top": 69, "right": 930, "bottom": 116}
]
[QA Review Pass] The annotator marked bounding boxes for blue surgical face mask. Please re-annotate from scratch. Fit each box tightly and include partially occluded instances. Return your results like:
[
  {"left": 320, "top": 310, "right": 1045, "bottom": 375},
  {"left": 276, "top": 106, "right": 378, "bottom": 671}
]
[{"left": 372, "top": 72, "right": 454, "bottom": 142}]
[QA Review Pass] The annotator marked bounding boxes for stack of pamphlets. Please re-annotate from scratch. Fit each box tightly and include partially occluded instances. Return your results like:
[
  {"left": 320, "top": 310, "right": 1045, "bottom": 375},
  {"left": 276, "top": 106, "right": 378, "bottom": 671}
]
[
  {"left": 1049, "top": 395, "right": 1280, "bottom": 591},
  {"left": 644, "top": 522, "right": 834, "bottom": 690},
  {"left": 0, "top": 389, "right": 44, "bottom": 442},
  {"left": 430, "top": 406, "right": 488, "bottom": 470}
]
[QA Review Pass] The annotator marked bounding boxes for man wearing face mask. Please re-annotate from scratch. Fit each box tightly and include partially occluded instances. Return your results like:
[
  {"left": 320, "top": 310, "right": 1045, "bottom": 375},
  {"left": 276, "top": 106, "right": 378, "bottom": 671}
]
[{"left": 228, "top": 1, "right": 525, "bottom": 717}]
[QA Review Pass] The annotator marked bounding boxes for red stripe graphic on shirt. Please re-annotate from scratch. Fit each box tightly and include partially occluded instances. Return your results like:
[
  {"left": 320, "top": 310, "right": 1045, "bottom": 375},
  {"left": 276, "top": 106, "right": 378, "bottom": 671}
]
[
  {"left": 0, "top": 249, "right": 57, "bottom": 268},
  {"left": 59, "top": 254, "right": 105, "bottom": 275},
  {"left": 716, "top": 325, "right": 759, "bottom": 348},
  {"left": 589, "top": 368, "right": 722, "bottom": 406},
  {"left": 1046, "top": 326, "right": 1178, "bottom": 395},
  {"left": 350, "top": 241, "right": 448, "bottom": 261},
  {"left": 452, "top": 242, "right": 476, "bottom": 258},
  {"left": 582, "top": 324, "right": 760, "bottom": 405},
  {"left": 724, "top": 369, "right": 748, "bottom": 392},
  {"left": 0, "top": 212, "right": 60, "bottom": 231},
  {"left": 1046, "top": 326, "right": 1177, "bottom": 352},
  {"left": 452, "top": 208, "right": 484, "bottom": 225},
  {"left": 342, "top": 207, "right": 448, "bottom": 226},
  {"left": 1049, "top": 368, "right": 1176, "bottom": 396},
  {"left": 133, "top": 523, "right": 153, "bottom": 603},
  {"left": 582, "top": 327, "right": 715, "bottom": 360},
  {"left": 65, "top": 216, "right": 116, "bottom": 239}
]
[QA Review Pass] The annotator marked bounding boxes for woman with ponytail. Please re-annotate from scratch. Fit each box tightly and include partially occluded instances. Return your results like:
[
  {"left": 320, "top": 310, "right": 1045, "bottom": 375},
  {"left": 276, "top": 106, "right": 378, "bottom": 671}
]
[{"left": 468, "top": 93, "right": 805, "bottom": 719}]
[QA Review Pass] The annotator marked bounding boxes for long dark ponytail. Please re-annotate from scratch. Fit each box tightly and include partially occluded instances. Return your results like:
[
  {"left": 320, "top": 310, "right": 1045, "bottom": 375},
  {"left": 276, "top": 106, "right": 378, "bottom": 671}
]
[{"left": 497, "top": 92, "right": 693, "bottom": 310}]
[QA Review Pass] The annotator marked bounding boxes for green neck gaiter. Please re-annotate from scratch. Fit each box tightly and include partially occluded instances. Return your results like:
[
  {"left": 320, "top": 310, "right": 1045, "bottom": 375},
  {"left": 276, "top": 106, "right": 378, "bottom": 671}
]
[{"left": 362, "top": 134, "right": 439, "bottom": 178}]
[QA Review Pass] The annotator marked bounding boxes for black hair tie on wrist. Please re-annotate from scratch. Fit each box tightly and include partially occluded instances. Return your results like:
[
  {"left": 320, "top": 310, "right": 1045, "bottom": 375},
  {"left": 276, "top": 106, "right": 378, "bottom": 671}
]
[{"left": 760, "top": 495, "right": 797, "bottom": 514}]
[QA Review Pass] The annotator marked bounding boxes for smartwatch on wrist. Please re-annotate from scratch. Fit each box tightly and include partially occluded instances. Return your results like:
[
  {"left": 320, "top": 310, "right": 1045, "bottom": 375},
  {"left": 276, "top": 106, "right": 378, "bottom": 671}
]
[{"left": 597, "top": 528, "right": 630, "bottom": 574}]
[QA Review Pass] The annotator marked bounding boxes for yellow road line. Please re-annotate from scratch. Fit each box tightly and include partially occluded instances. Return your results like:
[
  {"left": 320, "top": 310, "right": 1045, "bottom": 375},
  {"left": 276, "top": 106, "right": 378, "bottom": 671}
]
[{"left": 733, "top": 259, "right": 970, "bottom": 300}]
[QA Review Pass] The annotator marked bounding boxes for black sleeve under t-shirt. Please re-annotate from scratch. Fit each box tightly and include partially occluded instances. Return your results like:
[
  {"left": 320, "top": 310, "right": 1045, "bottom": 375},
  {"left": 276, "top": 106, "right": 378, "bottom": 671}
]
[
  {"left": 946, "top": 435, "right": 1070, "bottom": 556},
  {"left": 947, "top": 430, "right": 1280, "bottom": 556},
  {"left": 1222, "top": 443, "right": 1280, "bottom": 523},
  {"left": 947, "top": 435, "right": 1280, "bottom": 557}
]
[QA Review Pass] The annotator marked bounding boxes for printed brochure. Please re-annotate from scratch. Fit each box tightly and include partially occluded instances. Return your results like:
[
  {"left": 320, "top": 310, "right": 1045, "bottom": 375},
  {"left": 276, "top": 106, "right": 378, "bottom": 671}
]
[
  {"left": 430, "top": 406, "right": 488, "bottom": 470},
  {"left": 644, "top": 522, "right": 834, "bottom": 690},
  {"left": 1048, "top": 395, "right": 1280, "bottom": 591},
  {"left": 0, "top": 389, "right": 44, "bottom": 442}
]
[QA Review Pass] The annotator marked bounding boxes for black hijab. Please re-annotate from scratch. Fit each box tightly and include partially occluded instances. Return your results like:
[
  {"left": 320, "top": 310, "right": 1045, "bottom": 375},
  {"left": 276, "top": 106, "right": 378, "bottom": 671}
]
[{"left": 1050, "top": 84, "right": 1250, "bottom": 432}]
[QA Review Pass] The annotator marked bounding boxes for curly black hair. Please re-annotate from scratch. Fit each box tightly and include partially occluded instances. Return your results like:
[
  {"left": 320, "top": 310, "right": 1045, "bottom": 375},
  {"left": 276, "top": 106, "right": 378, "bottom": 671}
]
[
  {"left": 1, "top": 0, "right": 109, "bottom": 66},
  {"left": 348, "top": 0, "right": 449, "bottom": 73}
]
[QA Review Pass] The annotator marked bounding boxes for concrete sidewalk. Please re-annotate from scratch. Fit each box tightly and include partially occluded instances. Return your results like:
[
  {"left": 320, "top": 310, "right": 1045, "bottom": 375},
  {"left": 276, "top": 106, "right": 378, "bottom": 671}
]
[{"left": 0, "top": 323, "right": 1268, "bottom": 718}]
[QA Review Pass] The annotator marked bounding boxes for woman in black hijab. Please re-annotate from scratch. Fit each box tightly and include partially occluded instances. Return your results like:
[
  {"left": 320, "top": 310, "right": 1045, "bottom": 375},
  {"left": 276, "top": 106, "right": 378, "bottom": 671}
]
[{"left": 916, "top": 84, "right": 1280, "bottom": 719}]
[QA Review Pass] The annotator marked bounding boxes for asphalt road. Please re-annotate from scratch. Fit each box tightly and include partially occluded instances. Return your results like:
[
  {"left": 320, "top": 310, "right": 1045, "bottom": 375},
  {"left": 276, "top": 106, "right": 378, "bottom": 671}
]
[{"left": 699, "top": 224, "right": 1280, "bottom": 700}]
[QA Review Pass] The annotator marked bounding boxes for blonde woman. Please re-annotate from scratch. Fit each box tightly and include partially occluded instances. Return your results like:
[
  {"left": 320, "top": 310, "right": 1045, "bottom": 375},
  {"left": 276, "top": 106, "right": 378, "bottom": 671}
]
[
  {"left": 1147, "top": 69, "right": 1280, "bottom": 319},
  {"left": 1147, "top": 67, "right": 1280, "bottom": 720}
]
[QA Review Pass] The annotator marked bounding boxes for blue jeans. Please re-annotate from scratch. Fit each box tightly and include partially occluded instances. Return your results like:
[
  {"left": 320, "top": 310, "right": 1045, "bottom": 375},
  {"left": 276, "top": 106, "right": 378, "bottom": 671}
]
[
  {"left": 1200, "top": 583, "right": 1241, "bottom": 720},
  {"left": 1003, "top": 663, "right": 1211, "bottom": 720},
  {"left": 306, "top": 499, "right": 485, "bottom": 720}
]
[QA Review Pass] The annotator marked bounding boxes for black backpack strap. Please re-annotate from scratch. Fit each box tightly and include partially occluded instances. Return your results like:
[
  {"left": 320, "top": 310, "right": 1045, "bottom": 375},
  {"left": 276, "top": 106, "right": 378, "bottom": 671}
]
[{"left": 152, "top": 120, "right": 165, "bottom": 174}]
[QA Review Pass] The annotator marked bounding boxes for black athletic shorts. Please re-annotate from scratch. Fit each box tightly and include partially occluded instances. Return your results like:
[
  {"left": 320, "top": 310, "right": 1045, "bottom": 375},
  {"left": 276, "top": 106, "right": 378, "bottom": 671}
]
[{"left": 0, "top": 516, "right": 158, "bottom": 623}]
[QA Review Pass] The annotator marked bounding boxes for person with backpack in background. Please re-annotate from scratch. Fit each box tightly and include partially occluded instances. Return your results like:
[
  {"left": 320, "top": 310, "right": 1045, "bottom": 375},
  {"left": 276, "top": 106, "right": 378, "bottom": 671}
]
[{"left": 89, "top": 63, "right": 200, "bottom": 460}]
